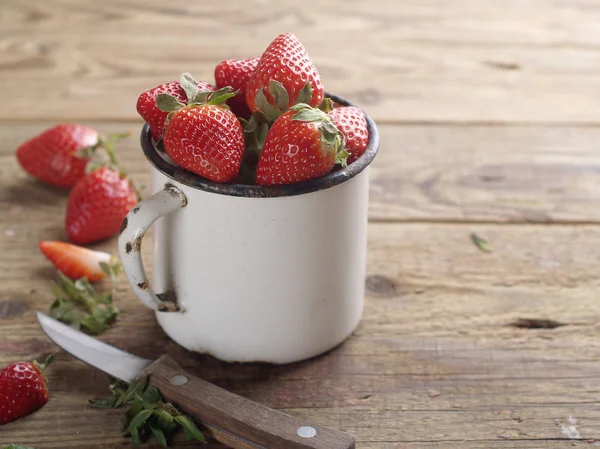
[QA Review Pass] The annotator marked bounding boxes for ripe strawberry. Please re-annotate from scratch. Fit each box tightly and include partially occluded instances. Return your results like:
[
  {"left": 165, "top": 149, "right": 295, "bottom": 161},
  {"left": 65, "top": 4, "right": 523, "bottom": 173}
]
[
  {"left": 39, "top": 241, "right": 119, "bottom": 282},
  {"left": 16, "top": 124, "right": 99, "bottom": 188},
  {"left": 137, "top": 77, "right": 216, "bottom": 141},
  {"left": 246, "top": 33, "right": 324, "bottom": 120},
  {"left": 256, "top": 105, "right": 348, "bottom": 186},
  {"left": 214, "top": 57, "right": 259, "bottom": 118},
  {"left": 157, "top": 87, "right": 245, "bottom": 183},
  {"left": 0, "top": 355, "right": 52, "bottom": 426},
  {"left": 66, "top": 168, "right": 138, "bottom": 245},
  {"left": 328, "top": 106, "right": 369, "bottom": 163}
]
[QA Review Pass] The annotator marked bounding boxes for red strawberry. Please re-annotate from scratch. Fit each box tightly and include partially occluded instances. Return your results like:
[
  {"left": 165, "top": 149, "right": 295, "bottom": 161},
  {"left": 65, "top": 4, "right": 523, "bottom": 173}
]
[
  {"left": 328, "top": 106, "right": 369, "bottom": 163},
  {"left": 66, "top": 168, "right": 138, "bottom": 245},
  {"left": 137, "top": 78, "right": 215, "bottom": 141},
  {"left": 256, "top": 105, "right": 347, "bottom": 186},
  {"left": 158, "top": 87, "right": 245, "bottom": 183},
  {"left": 16, "top": 124, "right": 99, "bottom": 188},
  {"left": 0, "top": 355, "right": 52, "bottom": 426},
  {"left": 214, "top": 57, "right": 259, "bottom": 118},
  {"left": 39, "top": 241, "right": 118, "bottom": 282},
  {"left": 246, "top": 33, "right": 324, "bottom": 120}
]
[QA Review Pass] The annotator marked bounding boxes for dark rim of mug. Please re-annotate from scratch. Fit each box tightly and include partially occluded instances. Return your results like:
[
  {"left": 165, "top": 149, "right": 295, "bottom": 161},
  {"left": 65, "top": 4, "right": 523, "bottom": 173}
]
[{"left": 139, "top": 92, "right": 380, "bottom": 198}]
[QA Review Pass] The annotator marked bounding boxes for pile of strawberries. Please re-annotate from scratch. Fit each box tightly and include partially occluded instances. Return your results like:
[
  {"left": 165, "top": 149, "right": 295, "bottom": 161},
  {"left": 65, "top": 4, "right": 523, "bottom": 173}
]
[
  {"left": 136, "top": 32, "right": 370, "bottom": 186},
  {"left": 16, "top": 125, "right": 138, "bottom": 247}
]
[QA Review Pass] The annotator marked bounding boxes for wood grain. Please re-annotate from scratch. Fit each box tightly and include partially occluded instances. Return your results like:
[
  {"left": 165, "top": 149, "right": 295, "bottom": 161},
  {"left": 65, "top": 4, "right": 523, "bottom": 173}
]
[
  {"left": 142, "top": 355, "right": 356, "bottom": 449},
  {"left": 2, "top": 221, "right": 600, "bottom": 447},
  {"left": 2, "top": 0, "right": 600, "bottom": 123},
  {"left": 3, "top": 0, "right": 600, "bottom": 447},
  {"left": 3, "top": 122, "right": 600, "bottom": 224}
]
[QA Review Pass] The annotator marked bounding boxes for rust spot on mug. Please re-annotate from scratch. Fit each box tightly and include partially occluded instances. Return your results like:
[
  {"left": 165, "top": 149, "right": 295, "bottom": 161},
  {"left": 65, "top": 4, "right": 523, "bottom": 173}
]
[
  {"left": 157, "top": 302, "right": 180, "bottom": 312},
  {"left": 126, "top": 235, "right": 143, "bottom": 254},
  {"left": 137, "top": 281, "right": 148, "bottom": 290},
  {"left": 156, "top": 291, "right": 182, "bottom": 312},
  {"left": 119, "top": 217, "right": 128, "bottom": 235},
  {"left": 164, "top": 183, "right": 188, "bottom": 207},
  {"left": 365, "top": 274, "right": 398, "bottom": 298}
]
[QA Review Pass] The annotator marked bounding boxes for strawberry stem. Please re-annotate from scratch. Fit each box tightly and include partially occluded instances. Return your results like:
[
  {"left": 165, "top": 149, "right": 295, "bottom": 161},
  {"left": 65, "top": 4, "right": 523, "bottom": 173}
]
[{"left": 33, "top": 354, "right": 54, "bottom": 371}]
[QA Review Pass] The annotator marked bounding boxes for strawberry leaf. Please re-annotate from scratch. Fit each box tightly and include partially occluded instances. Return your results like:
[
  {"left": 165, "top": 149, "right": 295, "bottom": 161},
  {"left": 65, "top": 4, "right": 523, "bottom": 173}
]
[
  {"left": 91, "top": 377, "right": 206, "bottom": 447},
  {"left": 179, "top": 72, "right": 200, "bottom": 103},
  {"left": 156, "top": 94, "right": 186, "bottom": 113},
  {"left": 125, "top": 409, "right": 153, "bottom": 434},
  {"left": 2, "top": 445, "right": 36, "bottom": 449},
  {"left": 191, "top": 90, "right": 211, "bottom": 104},
  {"left": 296, "top": 82, "right": 313, "bottom": 105},
  {"left": 206, "top": 86, "right": 238, "bottom": 106},
  {"left": 269, "top": 80, "right": 289, "bottom": 111},
  {"left": 335, "top": 147, "right": 350, "bottom": 167},
  {"left": 49, "top": 271, "right": 120, "bottom": 336},
  {"left": 174, "top": 415, "right": 206, "bottom": 442},
  {"left": 255, "top": 89, "right": 281, "bottom": 122},
  {"left": 319, "top": 97, "right": 334, "bottom": 113},
  {"left": 149, "top": 424, "right": 168, "bottom": 447},
  {"left": 292, "top": 108, "right": 327, "bottom": 122}
]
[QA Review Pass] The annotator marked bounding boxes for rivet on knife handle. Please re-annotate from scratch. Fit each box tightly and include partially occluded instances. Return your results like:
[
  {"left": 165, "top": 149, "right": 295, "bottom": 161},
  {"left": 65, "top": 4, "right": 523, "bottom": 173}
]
[{"left": 140, "top": 355, "right": 356, "bottom": 449}]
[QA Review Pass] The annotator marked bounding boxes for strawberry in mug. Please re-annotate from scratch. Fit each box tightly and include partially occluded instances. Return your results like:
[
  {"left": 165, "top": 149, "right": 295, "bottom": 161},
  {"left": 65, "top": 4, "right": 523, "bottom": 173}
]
[{"left": 135, "top": 32, "right": 370, "bottom": 186}]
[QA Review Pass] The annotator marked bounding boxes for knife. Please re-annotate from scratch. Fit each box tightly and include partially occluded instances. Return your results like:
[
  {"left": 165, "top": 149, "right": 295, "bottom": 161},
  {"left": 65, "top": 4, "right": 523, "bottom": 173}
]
[{"left": 36, "top": 312, "right": 355, "bottom": 449}]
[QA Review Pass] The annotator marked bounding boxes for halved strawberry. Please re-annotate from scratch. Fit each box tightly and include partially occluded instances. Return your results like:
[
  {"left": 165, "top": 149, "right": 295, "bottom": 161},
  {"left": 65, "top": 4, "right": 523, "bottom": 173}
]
[{"left": 39, "top": 241, "right": 119, "bottom": 282}]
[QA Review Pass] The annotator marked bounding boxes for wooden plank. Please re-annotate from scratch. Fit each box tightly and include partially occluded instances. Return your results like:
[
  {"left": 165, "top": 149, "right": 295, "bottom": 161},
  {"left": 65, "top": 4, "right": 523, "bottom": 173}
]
[
  {"left": 3, "top": 121, "right": 600, "bottom": 224},
  {"left": 2, "top": 0, "right": 600, "bottom": 123},
  {"left": 369, "top": 123, "right": 600, "bottom": 223},
  {"left": 2, "top": 221, "right": 600, "bottom": 447}
]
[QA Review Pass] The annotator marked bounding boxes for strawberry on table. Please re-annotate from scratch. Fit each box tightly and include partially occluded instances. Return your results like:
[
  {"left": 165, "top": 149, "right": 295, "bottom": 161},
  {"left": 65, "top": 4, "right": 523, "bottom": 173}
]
[
  {"left": 246, "top": 33, "right": 324, "bottom": 121},
  {"left": 328, "top": 106, "right": 369, "bottom": 163},
  {"left": 39, "top": 241, "right": 120, "bottom": 282},
  {"left": 16, "top": 124, "right": 99, "bottom": 188},
  {"left": 0, "top": 355, "right": 53, "bottom": 426},
  {"left": 66, "top": 167, "right": 138, "bottom": 245},
  {"left": 157, "top": 81, "right": 245, "bottom": 183},
  {"left": 214, "top": 57, "right": 259, "bottom": 118},
  {"left": 137, "top": 78, "right": 216, "bottom": 141},
  {"left": 256, "top": 104, "right": 348, "bottom": 186}
]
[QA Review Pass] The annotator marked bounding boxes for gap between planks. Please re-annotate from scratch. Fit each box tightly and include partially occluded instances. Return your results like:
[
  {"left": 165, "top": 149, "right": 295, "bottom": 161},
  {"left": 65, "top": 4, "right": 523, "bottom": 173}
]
[{"left": 1, "top": 117, "right": 600, "bottom": 128}]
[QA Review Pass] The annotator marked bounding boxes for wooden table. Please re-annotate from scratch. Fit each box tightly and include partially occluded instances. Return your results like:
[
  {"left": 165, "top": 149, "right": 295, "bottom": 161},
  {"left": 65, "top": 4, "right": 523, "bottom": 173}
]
[{"left": 2, "top": 1, "right": 600, "bottom": 447}]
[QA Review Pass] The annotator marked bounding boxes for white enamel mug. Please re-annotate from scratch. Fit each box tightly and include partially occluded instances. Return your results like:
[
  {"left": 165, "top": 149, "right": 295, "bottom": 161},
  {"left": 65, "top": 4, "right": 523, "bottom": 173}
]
[{"left": 118, "top": 95, "right": 379, "bottom": 364}]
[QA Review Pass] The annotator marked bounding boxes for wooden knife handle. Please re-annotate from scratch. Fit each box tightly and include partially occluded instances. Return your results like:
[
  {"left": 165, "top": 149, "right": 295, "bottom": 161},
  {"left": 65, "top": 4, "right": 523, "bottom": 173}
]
[{"left": 140, "top": 355, "right": 356, "bottom": 449}]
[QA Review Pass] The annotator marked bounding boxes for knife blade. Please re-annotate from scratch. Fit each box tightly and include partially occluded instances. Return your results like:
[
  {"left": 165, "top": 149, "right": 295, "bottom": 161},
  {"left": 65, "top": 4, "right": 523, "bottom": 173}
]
[{"left": 36, "top": 312, "right": 356, "bottom": 449}]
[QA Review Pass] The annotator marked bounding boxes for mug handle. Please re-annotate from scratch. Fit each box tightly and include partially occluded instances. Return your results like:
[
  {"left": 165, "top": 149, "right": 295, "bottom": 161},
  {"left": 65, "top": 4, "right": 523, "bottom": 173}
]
[{"left": 118, "top": 183, "right": 188, "bottom": 313}]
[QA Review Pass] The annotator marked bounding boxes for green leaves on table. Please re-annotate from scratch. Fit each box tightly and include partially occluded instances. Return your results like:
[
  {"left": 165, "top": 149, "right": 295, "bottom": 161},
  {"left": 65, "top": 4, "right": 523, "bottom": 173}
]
[
  {"left": 2, "top": 445, "right": 36, "bottom": 449},
  {"left": 90, "top": 378, "right": 205, "bottom": 447},
  {"left": 49, "top": 263, "right": 121, "bottom": 335},
  {"left": 470, "top": 232, "right": 491, "bottom": 253}
]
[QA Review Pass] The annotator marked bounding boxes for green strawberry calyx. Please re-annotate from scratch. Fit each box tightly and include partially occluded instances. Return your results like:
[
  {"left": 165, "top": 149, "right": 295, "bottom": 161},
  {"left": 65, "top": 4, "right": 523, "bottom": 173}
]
[
  {"left": 90, "top": 377, "right": 205, "bottom": 447},
  {"left": 32, "top": 354, "right": 54, "bottom": 372},
  {"left": 49, "top": 261, "right": 121, "bottom": 336},
  {"left": 79, "top": 131, "right": 142, "bottom": 201},
  {"left": 254, "top": 81, "right": 313, "bottom": 124},
  {"left": 156, "top": 72, "right": 239, "bottom": 136},
  {"left": 289, "top": 103, "right": 350, "bottom": 167}
]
